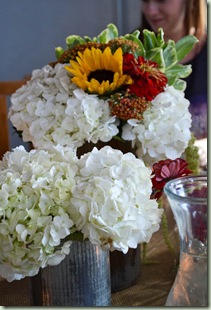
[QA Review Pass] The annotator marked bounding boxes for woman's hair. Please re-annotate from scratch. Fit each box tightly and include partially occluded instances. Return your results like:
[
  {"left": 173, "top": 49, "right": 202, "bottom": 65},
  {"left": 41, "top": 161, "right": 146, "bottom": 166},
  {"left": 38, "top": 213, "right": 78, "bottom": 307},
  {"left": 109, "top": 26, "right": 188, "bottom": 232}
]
[
  {"left": 140, "top": 0, "right": 207, "bottom": 41},
  {"left": 186, "top": 0, "right": 207, "bottom": 40}
]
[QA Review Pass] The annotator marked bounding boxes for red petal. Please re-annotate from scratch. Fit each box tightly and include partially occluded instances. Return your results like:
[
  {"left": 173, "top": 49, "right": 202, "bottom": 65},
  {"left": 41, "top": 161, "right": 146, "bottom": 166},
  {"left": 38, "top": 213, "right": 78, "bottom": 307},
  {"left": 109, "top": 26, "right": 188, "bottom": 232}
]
[{"left": 160, "top": 165, "right": 171, "bottom": 178}]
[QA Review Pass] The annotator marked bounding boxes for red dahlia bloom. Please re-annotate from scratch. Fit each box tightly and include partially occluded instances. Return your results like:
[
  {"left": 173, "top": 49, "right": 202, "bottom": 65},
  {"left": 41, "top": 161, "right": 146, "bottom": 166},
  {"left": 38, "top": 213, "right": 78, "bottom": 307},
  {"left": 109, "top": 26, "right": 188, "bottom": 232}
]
[
  {"left": 123, "top": 53, "right": 168, "bottom": 100},
  {"left": 151, "top": 158, "right": 192, "bottom": 200}
]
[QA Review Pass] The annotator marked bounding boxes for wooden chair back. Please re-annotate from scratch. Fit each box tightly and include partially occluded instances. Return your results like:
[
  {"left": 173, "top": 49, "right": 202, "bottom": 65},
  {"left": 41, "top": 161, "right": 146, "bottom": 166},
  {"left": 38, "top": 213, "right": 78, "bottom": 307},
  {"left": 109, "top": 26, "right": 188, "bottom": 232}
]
[{"left": 0, "top": 80, "right": 28, "bottom": 159}]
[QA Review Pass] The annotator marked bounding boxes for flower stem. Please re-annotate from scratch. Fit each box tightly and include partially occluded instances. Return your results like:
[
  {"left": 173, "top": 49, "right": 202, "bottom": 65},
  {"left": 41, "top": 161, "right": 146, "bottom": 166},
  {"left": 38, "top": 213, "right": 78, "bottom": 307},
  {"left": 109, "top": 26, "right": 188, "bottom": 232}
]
[{"left": 159, "top": 198, "right": 177, "bottom": 257}]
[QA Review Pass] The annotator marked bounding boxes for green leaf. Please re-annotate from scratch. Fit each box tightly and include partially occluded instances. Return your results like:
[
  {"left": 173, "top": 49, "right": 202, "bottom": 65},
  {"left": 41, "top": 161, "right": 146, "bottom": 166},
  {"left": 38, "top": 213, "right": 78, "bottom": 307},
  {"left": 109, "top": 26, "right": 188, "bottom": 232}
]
[
  {"left": 124, "top": 33, "right": 146, "bottom": 56},
  {"left": 163, "top": 41, "right": 178, "bottom": 68},
  {"left": 83, "top": 36, "right": 92, "bottom": 42},
  {"left": 55, "top": 47, "right": 64, "bottom": 59},
  {"left": 172, "top": 78, "right": 187, "bottom": 91},
  {"left": 143, "top": 29, "right": 158, "bottom": 49},
  {"left": 145, "top": 48, "right": 165, "bottom": 69},
  {"left": 166, "top": 64, "right": 192, "bottom": 79},
  {"left": 156, "top": 28, "right": 165, "bottom": 47},
  {"left": 96, "top": 23, "right": 118, "bottom": 43},
  {"left": 165, "top": 74, "right": 177, "bottom": 86},
  {"left": 131, "top": 29, "right": 141, "bottom": 39},
  {"left": 175, "top": 35, "right": 198, "bottom": 62},
  {"left": 65, "top": 35, "right": 85, "bottom": 49}
]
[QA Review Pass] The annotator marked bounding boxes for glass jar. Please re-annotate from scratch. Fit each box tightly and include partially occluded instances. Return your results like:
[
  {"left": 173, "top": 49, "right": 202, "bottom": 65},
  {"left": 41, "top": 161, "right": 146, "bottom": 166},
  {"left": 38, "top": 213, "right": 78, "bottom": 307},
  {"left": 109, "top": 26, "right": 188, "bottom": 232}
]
[{"left": 164, "top": 175, "right": 207, "bottom": 306}]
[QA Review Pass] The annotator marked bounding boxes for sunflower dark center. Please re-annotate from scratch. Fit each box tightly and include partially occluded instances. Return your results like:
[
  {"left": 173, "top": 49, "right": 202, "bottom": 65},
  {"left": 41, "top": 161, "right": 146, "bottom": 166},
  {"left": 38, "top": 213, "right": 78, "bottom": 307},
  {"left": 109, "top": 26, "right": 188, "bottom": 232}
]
[{"left": 88, "top": 70, "right": 114, "bottom": 83}]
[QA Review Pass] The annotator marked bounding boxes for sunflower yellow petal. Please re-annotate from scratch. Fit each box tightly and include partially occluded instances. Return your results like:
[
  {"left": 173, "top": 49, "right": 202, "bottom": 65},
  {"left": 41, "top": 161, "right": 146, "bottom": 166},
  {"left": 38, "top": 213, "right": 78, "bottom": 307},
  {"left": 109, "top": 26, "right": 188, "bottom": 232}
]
[
  {"left": 71, "top": 77, "right": 87, "bottom": 90},
  {"left": 106, "top": 48, "right": 122, "bottom": 73},
  {"left": 113, "top": 48, "right": 123, "bottom": 73},
  {"left": 75, "top": 56, "right": 91, "bottom": 74},
  {"left": 92, "top": 48, "right": 104, "bottom": 70},
  {"left": 65, "top": 62, "right": 85, "bottom": 78},
  {"left": 87, "top": 79, "right": 100, "bottom": 93},
  {"left": 102, "top": 47, "right": 113, "bottom": 70}
]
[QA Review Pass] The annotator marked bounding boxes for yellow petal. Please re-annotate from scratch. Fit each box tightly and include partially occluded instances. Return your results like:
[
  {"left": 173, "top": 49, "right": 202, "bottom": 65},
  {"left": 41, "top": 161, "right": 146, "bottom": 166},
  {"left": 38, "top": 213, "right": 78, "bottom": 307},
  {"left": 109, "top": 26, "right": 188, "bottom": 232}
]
[{"left": 64, "top": 46, "right": 130, "bottom": 95}]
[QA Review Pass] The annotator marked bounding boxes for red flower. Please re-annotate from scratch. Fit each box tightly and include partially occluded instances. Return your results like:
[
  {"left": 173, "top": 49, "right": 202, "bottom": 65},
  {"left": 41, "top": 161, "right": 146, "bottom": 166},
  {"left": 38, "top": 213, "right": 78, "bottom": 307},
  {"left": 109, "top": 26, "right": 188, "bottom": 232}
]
[
  {"left": 123, "top": 53, "right": 167, "bottom": 100},
  {"left": 151, "top": 158, "right": 192, "bottom": 200}
]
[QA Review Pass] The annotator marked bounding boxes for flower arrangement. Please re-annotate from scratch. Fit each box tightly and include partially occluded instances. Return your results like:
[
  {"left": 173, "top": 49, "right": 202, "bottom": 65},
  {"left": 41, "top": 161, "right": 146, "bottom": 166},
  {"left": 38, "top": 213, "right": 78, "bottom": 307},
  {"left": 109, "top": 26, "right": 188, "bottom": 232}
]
[
  {"left": 0, "top": 145, "right": 162, "bottom": 282},
  {"left": 2, "top": 24, "right": 199, "bottom": 282},
  {"left": 8, "top": 23, "right": 198, "bottom": 165}
]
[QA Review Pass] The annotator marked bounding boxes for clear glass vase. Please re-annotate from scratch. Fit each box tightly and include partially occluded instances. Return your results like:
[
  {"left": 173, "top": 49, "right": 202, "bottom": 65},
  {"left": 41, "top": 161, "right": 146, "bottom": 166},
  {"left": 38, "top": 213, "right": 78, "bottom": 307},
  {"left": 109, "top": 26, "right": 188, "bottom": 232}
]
[{"left": 164, "top": 175, "right": 207, "bottom": 306}]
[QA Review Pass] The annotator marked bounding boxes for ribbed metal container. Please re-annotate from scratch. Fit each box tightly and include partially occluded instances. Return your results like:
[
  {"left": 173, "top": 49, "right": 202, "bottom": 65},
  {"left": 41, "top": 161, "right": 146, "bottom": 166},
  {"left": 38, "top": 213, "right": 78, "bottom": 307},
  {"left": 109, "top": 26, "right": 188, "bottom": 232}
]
[
  {"left": 110, "top": 245, "right": 141, "bottom": 292},
  {"left": 31, "top": 240, "right": 111, "bottom": 306}
]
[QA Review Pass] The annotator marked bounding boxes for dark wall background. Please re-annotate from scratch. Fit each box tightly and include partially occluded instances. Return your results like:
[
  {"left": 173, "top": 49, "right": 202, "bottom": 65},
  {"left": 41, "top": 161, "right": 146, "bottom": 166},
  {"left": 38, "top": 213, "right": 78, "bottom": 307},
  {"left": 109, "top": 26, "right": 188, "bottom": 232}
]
[{"left": 0, "top": 0, "right": 141, "bottom": 80}]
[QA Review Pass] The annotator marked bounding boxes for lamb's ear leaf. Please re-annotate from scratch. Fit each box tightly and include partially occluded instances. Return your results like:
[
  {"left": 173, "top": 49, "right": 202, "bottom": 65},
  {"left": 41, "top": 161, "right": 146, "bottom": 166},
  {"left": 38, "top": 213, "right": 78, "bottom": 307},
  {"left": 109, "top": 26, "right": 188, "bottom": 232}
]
[
  {"left": 175, "top": 35, "right": 198, "bottom": 62},
  {"left": 145, "top": 48, "right": 165, "bottom": 69},
  {"left": 163, "top": 42, "right": 178, "bottom": 69},
  {"left": 156, "top": 28, "right": 165, "bottom": 47},
  {"left": 165, "top": 64, "right": 192, "bottom": 89},
  {"left": 166, "top": 64, "right": 192, "bottom": 79},
  {"left": 55, "top": 47, "right": 64, "bottom": 59},
  {"left": 142, "top": 29, "right": 158, "bottom": 49},
  {"left": 171, "top": 79, "right": 187, "bottom": 91},
  {"left": 65, "top": 35, "right": 85, "bottom": 49},
  {"left": 96, "top": 23, "right": 119, "bottom": 42},
  {"left": 124, "top": 33, "right": 146, "bottom": 57}
]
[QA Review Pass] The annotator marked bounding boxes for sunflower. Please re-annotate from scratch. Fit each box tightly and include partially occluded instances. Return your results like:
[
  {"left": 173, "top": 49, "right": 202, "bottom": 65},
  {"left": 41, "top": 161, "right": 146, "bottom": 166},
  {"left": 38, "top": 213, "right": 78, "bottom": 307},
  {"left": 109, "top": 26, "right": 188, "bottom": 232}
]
[{"left": 65, "top": 47, "right": 132, "bottom": 95}]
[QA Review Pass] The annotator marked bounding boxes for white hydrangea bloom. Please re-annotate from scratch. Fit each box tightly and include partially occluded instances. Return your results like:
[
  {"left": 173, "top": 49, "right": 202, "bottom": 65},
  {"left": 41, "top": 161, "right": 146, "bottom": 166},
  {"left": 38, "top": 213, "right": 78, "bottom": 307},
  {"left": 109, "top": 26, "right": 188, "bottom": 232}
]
[
  {"left": 9, "top": 65, "right": 192, "bottom": 166},
  {"left": 71, "top": 146, "right": 163, "bottom": 253},
  {"left": 0, "top": 145, "right": 78, "bottom": 281},
  {"left": 0, "top": 145, "right": 164, "bottom": 282},
  {"left": 9, "top": 64, "right": 119, "bottom": 150},
  {"left": 122, "top": 86, "right": 192, "bottom": 165}
]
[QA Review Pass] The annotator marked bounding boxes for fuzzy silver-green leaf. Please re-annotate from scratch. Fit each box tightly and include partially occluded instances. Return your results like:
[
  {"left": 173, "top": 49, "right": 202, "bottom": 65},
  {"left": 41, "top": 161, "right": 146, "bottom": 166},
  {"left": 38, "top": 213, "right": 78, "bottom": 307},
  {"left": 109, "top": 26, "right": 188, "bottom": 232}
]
[{"left": 176, "top": 35, "right": 198, "bottom": 62}]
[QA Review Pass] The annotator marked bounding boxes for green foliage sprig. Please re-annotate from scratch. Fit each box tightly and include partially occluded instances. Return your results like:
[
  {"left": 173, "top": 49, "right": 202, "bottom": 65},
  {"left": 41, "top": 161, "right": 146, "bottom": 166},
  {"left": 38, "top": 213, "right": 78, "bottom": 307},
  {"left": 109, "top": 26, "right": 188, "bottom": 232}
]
[{"left": 184, "top": 133, "right": 200, "bottom": 175}]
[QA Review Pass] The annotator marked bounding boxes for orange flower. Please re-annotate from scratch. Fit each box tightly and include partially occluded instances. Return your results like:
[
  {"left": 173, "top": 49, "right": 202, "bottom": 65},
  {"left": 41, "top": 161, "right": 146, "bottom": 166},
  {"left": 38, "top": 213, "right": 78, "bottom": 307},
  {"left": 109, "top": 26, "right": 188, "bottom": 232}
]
[{"left": 108, "top": 91, "right": 150, "bottom": 120}]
